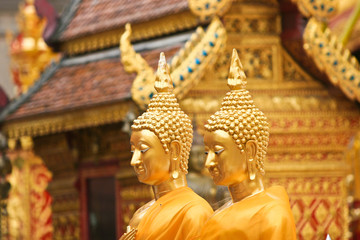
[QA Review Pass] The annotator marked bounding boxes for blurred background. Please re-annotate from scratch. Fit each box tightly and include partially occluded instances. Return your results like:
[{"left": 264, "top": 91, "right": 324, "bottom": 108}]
[
  {"left": 0, "top": 0, "right": 71, "bottom": 99},
  {"left": 1, "top": 0, "right": 360, "bottom": 240}
]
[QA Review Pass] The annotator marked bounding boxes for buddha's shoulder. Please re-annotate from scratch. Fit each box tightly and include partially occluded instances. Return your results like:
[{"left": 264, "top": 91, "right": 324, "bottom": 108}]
[
  {"left": 178, "top": 188, "right": 214, "bottom": 213},
  {"left": 260, "top": 186, "right": 294, "bottom": 220},
  {"left": 128, "top": 200, "right": 155, "bottom": 229},
  {"left": 187, "top": 188, "right": 213, "bottom": 204},
  {"left": 214, "top": 186, "right": 291, "bottom": 216},
  {"left": 264, "top": 186, "right": 291, "bottom": 207}
]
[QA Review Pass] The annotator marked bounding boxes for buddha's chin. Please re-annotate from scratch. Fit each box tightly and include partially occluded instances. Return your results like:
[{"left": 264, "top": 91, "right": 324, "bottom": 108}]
[
  {"left": 211, "top": 175, "right": 225, "bottom": 186},
  {"left": 136, "top": 174, "right": 148, "bottom": 184},
  {"left": 136, "top": 175, "right": 164, "bottom": 186},
  {"left": 137, "top": 179, "right": 154, "bottom": 186}
]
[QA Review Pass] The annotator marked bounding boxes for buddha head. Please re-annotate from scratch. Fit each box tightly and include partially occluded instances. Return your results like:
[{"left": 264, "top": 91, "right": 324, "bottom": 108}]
[
  {"left": 130, "top": 53, "right": 193, "bottom": 185},
  {"left": 204, "top": 49, "right": 269, "bottom": 186}
]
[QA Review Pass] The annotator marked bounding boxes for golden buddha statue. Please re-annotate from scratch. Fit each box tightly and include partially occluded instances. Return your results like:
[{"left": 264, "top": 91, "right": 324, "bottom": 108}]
[
  {"left": 199, "top": 49, "right": 297, "bottom": 240},
  {"left": 120, "top": 53, "right": 213, "bottom": 240}
]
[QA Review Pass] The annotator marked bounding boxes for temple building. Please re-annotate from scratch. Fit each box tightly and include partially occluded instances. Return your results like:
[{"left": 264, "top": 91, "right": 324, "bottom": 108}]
[{"left": 0, "top": 0, "right": 360, "bottom": 239}]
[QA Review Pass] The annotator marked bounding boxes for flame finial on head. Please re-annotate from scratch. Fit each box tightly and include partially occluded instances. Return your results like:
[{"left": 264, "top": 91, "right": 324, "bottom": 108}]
[
  {"left": 155, "top": 52, "right": 174, "bottom": 93},
  {"left": 227, "top": 49, "right": 247, "bottom": 90}
]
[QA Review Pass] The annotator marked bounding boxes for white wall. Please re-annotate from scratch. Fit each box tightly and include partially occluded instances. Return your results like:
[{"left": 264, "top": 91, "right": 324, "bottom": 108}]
[{"left": 0, "top": 13, "right": 17, "bottom": 100}]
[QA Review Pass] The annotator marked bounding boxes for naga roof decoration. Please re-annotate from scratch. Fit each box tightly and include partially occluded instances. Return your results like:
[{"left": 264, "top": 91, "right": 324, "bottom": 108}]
[
  {"left": 291, "top": 0, "right": 338, "bottom": 21},
  {"left": 120, "top": 17, "right": 227, "bottom": 110},
  {"left": 188, "top": 0, "right": 233, "bottom": 20},
  {"left": 294, "top": 0, "right": 360, "bottom": 102},
  {"left": 303, "top": 18, "right": 360, "bottom": 102}
]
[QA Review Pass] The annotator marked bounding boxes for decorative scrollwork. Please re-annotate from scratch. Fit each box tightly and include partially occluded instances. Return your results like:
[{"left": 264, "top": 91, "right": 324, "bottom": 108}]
[
  {"left": 188, "top": 0, "right": 233, "bottom": 20},
  {"left": 303, "top": 18, "right": 360, "bottom": 102},
  {"left": 292, "top": 0, "right": 338, "bottom": 21},
  {"left": 120, "top": 17, "right": 227, "bottom": 110}
]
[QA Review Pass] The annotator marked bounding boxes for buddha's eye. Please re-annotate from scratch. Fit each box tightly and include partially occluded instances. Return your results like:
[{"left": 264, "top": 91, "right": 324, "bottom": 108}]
[
  {"left": 215, "top": 149, "right": 224, "bottom": 155},
  {"left": 140, "top": 148, "right": 150, "bottom": 153}
]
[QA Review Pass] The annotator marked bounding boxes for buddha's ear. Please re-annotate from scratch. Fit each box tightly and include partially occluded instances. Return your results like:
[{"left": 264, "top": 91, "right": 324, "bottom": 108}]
[
  {"left": 169, "top": 140, "right": 181, "bottom": 174},
  {"left": 245, "top": 140, "right": 258, "bottom": 180},
  {"left": 169, "top": 140, "right": 181, "bottom": 160},
  {"left": 245, "top": 140, "right": 257, "bottom": 160}
]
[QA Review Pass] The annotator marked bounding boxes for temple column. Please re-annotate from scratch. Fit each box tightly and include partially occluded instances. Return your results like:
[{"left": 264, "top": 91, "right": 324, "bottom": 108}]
[{"left": 7, "top": 136, "right": 53, "bottom": 240}]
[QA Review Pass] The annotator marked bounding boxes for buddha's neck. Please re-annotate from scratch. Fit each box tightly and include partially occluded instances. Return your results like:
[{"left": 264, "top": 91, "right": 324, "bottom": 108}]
[
  {"left": 152, "top": 175, "right": 187, "bottom": 200},
  {"left": 228, "top": 176, "right": 264, "bottom": 203}
]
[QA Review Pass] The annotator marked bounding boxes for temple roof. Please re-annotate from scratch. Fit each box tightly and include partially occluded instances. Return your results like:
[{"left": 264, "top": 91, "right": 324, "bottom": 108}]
[
  {"left": 7, "top": 58, "right": 132, "bottom": 120},
  {"left": 3, "top": 45, "right": 180, "bottom": 122},
  {"left": 0, "top": 30, "right": 188, "bottom": 138},
  {"left": 53, "top": 0, "right": 188, "bottom": 41}
]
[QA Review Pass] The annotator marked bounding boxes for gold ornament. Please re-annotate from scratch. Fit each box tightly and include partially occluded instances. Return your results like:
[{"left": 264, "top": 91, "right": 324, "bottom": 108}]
[
  {"left": 7, "top": 0, "right": 59, "bottom": 95},
  {"left": 8, "top": 139, "right": 17, "bottom": 150},
  {"left": 131, "top": 53, "right": 193, "bottom": 173},
  {"left": 20, "top": 136, "right": 33, "bottom": 150},
  {"left": 204, "top": 49, "right": 270, "bottom": 174}
]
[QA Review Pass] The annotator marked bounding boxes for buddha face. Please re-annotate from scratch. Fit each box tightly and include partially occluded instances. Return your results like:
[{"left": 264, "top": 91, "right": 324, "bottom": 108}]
[
  {"left": 204, "top": 130, "right": 248, "bottom": 186},
  {"left": 130, "top": 129, "right": 171, "bottom": 185}
]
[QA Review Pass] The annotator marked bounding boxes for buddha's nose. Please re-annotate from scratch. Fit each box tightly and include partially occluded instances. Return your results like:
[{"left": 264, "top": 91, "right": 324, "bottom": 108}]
[
  {"left": 205, "top": 151, "right": 216, "bottom": 169},
  {"left": 130, "top": 150, "right": 141, "bottom": 167}
]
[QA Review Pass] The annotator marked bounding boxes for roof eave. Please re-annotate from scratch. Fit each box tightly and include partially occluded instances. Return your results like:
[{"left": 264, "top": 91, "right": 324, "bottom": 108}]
[{"left": 47, "top": 0, "right": 82, "bottom": 44}]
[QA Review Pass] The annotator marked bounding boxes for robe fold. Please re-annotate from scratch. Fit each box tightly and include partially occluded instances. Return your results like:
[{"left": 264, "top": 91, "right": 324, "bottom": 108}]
[
  {"left": 136, "top": 186, "right": 213, "bottom": 240},
  {"left": 200, "top": 186, "right": 297, "bottom": 240}
]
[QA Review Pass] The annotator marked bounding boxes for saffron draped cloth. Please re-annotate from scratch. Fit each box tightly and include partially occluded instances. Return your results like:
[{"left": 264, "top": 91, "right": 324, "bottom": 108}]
[
  {"left": 200, "top": 186, "right": 297, "bottom": 240},
  {"left": 136, "top": 186, "right": 213, "bottom": 240}
]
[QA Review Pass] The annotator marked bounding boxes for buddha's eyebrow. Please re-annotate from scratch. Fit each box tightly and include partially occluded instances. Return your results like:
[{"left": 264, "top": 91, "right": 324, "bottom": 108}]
[
  {"left": 130, "top": 140, "right": 144, "bottom": 147},
  {"left": 203, "top": 141, "right": 211, "bottom": 148},
  {"left": 214, "top": 144, "right": 225, "bottom": 148},
  {"left": 137, "top": 139, "right": 151, "bottom": 147},
  {"left": 211, "top": 139, "right": 226, "bottom": 145}
]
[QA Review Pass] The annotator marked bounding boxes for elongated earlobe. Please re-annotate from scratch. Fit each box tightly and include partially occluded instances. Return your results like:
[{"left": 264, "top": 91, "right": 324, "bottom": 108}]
[
  {"left": 246, "top": 140, "right": 258, "bottom": 181},
  {"left": 170, "top": 141, "right": 181, "bottom": 179},
  {"left": 172, "top": 168, "right": 179, "bottom": 179},
  {"left": 248, "top": 158, "right": 256, "bottom": 180}
]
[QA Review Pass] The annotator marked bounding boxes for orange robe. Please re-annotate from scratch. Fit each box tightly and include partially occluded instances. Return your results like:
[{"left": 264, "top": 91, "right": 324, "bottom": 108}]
[
  {"left": 200, "top": 186, "right": 296, "bottom": 240},
  {"left": 136, "top": 186, "right": 213, "bottom": 240}
]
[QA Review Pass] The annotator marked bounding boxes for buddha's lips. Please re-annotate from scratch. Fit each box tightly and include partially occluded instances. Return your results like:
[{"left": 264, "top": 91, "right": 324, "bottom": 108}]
[
  {"left": 209, "top": 168, "right": 220, "bottom": 177},
  {"left": 134, "top": 166, "right": 145, "bottom": 174}
]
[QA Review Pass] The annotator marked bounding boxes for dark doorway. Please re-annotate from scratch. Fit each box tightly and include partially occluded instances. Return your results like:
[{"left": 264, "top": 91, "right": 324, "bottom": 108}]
[{"left": 87, "top": 177, "right": 116, "bottom": 240}]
